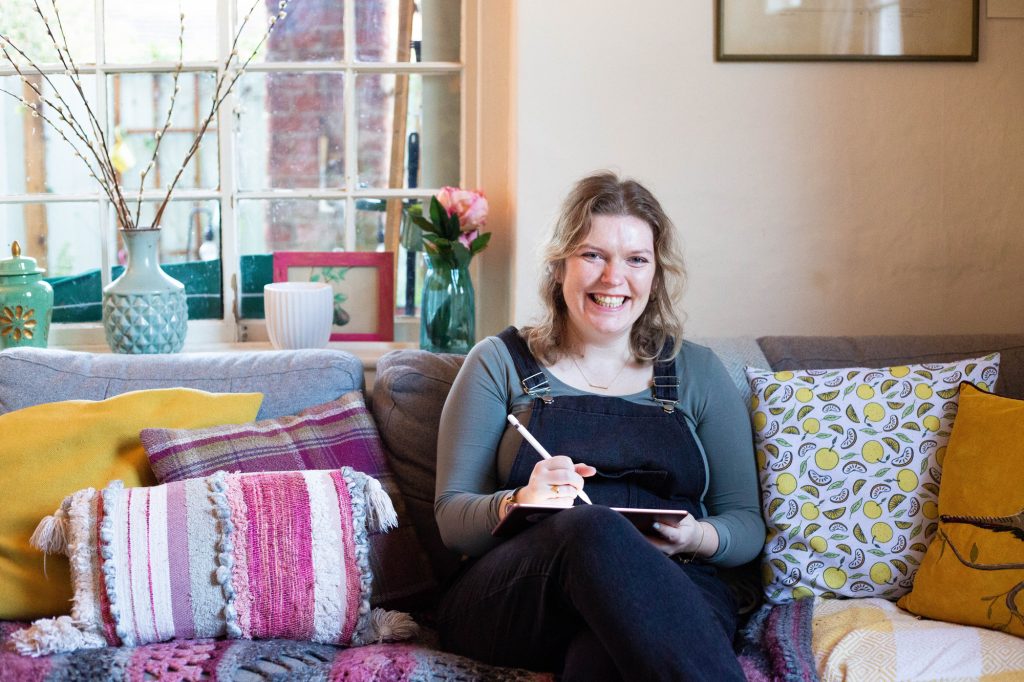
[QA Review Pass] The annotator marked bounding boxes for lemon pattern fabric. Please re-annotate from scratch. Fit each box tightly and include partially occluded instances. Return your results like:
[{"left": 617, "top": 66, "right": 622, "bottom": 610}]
[{"left": 747, "top": 355, "right": 1000, "bottom": 604}]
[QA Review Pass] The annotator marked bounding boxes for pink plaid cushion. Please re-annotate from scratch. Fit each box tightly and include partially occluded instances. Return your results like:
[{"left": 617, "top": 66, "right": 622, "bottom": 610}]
[
  {"left": 140, "top": 392, "right": 434, "bottom": 605},
  {"left": 143, "top": 391, "right": 383, "bottom": 482}
]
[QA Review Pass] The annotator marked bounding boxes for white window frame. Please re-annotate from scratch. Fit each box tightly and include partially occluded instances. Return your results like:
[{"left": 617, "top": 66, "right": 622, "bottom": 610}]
[{"left": 2, "top": 0, "right": 487, "bottom": 352}]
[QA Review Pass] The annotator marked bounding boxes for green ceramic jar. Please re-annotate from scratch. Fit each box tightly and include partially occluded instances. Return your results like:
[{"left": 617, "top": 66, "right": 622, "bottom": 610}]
[{"left": 0, "top": 241, "right": 54, "bottom": 348}]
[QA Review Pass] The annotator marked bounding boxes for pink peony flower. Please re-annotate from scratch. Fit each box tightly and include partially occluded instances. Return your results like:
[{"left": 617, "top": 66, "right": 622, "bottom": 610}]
[
  {"left": 437, "top": 186, "right": 488, "bottom": 230},
  {"left": 458, "top": 229, "right": 479, "bottom": 249}
]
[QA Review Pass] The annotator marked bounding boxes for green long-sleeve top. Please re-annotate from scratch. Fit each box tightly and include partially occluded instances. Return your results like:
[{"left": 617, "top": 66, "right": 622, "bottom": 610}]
[{"left": 434, "top": 334, "right": 765, "bottom": 568}]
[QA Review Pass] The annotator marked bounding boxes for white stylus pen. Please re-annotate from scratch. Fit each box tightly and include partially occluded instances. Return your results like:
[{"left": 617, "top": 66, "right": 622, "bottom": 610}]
[{"left": 506, "top": 414, "right": 593, "bottom": 505}]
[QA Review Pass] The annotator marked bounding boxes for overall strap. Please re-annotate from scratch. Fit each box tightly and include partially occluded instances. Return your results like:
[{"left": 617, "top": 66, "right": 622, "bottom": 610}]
[
  {"left": 651, "top": 338, "right": 679, "bottom": 413},
  {"left": 497, "top": 326, "right": 553, "bottom": 403}
]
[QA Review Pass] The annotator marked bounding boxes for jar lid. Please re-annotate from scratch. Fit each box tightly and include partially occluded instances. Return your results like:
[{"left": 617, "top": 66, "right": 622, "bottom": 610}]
[{"left": 0, "top": 241, "right": 46, "bottom": 276}]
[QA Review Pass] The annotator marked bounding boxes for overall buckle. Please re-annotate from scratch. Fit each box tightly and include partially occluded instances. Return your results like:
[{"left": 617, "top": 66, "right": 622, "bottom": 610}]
[
  {"left": 652, "top": 376, "right": 679, "bottom": 413},
  {"left": 521, "top": 371, "right": 554, "bottom": 404}
]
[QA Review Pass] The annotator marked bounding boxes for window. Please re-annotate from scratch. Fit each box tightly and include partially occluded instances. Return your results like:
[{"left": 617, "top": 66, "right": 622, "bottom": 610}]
[{"left": 0, "top": 0, "right": 464, "bottom": 346}]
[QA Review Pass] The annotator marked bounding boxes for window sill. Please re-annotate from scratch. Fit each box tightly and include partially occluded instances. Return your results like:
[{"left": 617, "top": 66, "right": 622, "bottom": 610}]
[{"left": 46, "top": 320, "right": 420, "bottom": 381}]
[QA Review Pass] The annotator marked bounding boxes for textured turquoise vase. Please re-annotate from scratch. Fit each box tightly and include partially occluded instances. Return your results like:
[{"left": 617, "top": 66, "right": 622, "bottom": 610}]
[
  {"left": 102, "top": 229, "right": 188, "bottom": 354},
  {"left": 419, "top": 257, "right": 475, "bottom": 354}
]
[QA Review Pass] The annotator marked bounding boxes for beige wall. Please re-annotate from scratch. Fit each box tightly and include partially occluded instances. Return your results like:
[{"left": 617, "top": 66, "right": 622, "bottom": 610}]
[{"left": 507, "top": 0, "right": 1024, "bottom": 337}]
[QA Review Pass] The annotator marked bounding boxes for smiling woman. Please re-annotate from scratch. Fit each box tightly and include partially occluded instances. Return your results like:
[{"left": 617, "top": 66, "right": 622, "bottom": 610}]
[{"left": 432, "top": 171, "right": 764, "bottom": 680}]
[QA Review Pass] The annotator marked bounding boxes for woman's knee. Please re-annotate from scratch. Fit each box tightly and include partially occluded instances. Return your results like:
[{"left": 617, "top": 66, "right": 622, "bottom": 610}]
[{"left": 548, "top": 505, "right": 649, "bottom": 556}]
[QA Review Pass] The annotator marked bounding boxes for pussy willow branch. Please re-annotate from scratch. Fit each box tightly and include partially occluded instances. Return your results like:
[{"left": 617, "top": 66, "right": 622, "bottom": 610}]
[
  {"left": 0, "top": 43, "right": 133, "bottom": 228},
  {"left": 0, "top": 36, "right": 110, "bottom": 188},
  {"left": 152, "top": 0, "right": 289, "bottom": 228},
  {"left": 30, "top": 0, "right": 131, "bottom": 226},
  {"left": 0, "top": 20, "right": 133, "bottom": 227},
  {"left": 26, "top": 2, "right": 109, "bottom": 162},
  {"left": 33, "top": 0, "right": 110, "bottom": 163},
  {"left": 1, "top": 0, "right": 288, "bottom": 231},
  {"left": 0, "top": 82, "right": 99, "bottom": 186},
  {"left": 134, "top": 10, "right": 185, "bottom": 227}
]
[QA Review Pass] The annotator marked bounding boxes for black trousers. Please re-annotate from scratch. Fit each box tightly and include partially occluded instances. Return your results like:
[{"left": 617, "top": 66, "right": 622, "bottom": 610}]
[{"left": 437, "top": 506, "right": 746, "bottom": 682}]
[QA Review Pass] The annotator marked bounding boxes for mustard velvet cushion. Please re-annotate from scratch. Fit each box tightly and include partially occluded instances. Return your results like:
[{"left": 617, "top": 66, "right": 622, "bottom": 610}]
[
  {"left": 898, "top": 384, "right": 1024, "bottom": 637},
  {"left": 0, "top": 388, "right": 263, "bottom": 620}
]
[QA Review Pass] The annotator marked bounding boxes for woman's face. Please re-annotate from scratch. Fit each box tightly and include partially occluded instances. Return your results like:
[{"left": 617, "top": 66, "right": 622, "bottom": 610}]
[{"left": 559, "top": 213, "right": 656, "bottom": 347}]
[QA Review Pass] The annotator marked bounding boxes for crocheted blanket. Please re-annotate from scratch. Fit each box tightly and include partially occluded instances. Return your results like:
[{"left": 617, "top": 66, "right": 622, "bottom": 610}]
[
  {"left": 736, "top": 597, "right": 819, "bottom": 682},
  {"left": 1, "top": 599, "right": 817, "bottom": 681},
  {"left": 0, "top": 621, "right": 552, "bottom": 681}
]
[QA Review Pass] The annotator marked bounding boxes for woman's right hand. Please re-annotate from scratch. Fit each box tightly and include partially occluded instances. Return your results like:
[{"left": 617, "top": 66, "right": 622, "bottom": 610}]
[{"left": 516, "top": 456, "right": 596, "bottom": 508}]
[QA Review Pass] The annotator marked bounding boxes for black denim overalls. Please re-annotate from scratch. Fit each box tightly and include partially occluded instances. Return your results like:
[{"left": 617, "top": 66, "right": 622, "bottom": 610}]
[
  {"left": 436, "top": 329, "right": 745, "bottom": 680},
  {"left": 499, "top": 326, "right": 708, "bottom": 518}
]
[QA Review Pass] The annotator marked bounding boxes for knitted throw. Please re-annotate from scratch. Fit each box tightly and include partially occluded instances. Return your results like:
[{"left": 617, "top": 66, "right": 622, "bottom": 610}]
[{"left": 12, "top": 468, "right": 417, "bottom": 657}]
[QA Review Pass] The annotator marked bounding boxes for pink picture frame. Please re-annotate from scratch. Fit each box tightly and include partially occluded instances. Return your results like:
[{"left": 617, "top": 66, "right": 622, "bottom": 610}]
[{"left": 272, "top": 251, "right": 395, "bottom": 342}]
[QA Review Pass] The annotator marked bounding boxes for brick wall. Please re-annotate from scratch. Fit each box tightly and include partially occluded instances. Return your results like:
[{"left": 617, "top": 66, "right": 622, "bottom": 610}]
[{"left": 265, "top": 0, "right": 393, "bottom": 250}]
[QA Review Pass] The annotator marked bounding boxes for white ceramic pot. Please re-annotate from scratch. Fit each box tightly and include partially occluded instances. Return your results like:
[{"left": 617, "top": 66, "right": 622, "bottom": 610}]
[{"left": 264, "top": 282, "right": 333, "bottom": 350}]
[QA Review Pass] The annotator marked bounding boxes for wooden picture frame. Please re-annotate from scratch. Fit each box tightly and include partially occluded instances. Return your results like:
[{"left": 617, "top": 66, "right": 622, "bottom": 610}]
[
  {"left": 716, "top": 0, "right": 979, "bottom": 62},
  {"left": 272, "top": 252, "right": 394, "bottom": 342}
]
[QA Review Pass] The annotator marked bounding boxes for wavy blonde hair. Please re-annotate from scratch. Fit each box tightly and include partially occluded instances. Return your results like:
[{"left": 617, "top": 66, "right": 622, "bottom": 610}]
[{"left": 523, "top": 171, "right": 686, "bottom": 364}]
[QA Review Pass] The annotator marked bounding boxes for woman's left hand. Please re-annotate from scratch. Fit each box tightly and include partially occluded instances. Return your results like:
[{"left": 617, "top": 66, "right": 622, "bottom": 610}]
[{"left": 646, "top": 515, "right": 713, "bottom": 559}]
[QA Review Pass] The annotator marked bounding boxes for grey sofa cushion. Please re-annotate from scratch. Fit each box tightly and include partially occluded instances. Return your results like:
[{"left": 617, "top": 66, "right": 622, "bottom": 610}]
[
  {"left": 688, "top": 336, "right": 771, "bottom": 406},
  {"left": 757, "top": 334, "right": 1024, "bottom": 400},
  {"left": 0, "top": 347, "right": 363, "bottom": 419},
  {"left": 371, "top": 350, "right": 466, "bottom": 589}
]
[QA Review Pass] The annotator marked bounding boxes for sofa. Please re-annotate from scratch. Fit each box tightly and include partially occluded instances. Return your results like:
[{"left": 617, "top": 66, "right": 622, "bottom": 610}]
[{"left": 0, "top": 332, "right": 1022, "bottom": 681}]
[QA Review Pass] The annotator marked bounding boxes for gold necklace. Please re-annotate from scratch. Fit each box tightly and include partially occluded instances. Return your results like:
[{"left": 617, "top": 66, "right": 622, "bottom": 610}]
[{"left": 571, "top": 355, "right": 629, "bottom": 390}]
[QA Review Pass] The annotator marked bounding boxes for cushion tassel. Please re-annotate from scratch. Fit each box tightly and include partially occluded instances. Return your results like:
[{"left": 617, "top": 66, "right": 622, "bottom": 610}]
[
  {"left": 30, "top": 496, "right": 73, "bottom": 555},
  {"left": 8, "top": 616, "right": 105, "bottom": 657},
  {"left": 363, "top": 476, "right": 398, "bottom": 532},
  {"left": 367, "top": 608, "right": 419, "bottom": 643}
]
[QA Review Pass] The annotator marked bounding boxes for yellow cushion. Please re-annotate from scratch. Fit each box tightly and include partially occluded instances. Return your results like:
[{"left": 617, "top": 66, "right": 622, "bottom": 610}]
[
  {"left": 897, "top": 383, "right": 1024, "bottom": 638},
  {"left": 0, "top": 388, "right": 263, "bottom": 620}
]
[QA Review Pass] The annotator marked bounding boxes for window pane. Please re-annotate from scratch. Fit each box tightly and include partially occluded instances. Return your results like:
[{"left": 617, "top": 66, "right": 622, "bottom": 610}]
[
  {"left": 1, "top": 75, "right": 100, "bottom": 196},
  {"left": 235, "top": 72, "right": 344, "bottom": 190},
  {"left": 237, "top": 198, "right": 346, "bottom": 254},
  {"left": 130, "top": 200, "right": 220, "bottom": 264},
  {"left": 357, "top": 73, "right": 459, "bottom": 189},
  {"left": 355, "top": 198, "right": 389, "bottom": 251},
  {"left": 2, "top": 201, "right": 101, "bottom": 276},
  {"left": 0, "top": 0, "right": 95, "bottom": 65},
  {"left": 109, "top": 72, "right": 219, "bottom": 196},
  {"left": 105, "top": 0, "right": 217, "bottom": 63},
  {"left": 394, "top": 245, "right": 424, "bottom": 316},
  {"left": 356, "top": 199, "right": 425, "bottom": 315},
  {"left": 236, "top": 198, "right": 346, "bottom": 320},
  {"left": 2, "top": 201, "right": 103, "bottom": 322},
  {"left": 356, "top": 0, "right": 460, "bottom": 63},
  {"left": 239, "top": 0, "right": 343, "bottom": 63}
]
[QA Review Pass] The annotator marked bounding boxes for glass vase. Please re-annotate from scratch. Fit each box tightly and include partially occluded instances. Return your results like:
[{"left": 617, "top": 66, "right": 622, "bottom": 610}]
[{"left": 420, "top": 257, "right": 475, "bottom": 354}]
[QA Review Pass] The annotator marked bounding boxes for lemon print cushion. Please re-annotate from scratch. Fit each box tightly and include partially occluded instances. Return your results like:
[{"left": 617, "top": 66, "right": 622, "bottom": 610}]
[
  {"left": 898, "top": 384, "right": 1024, "bottom": 637},
  {"left": 746, "top": 355, "right": 1000, "bottom": 604}
]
